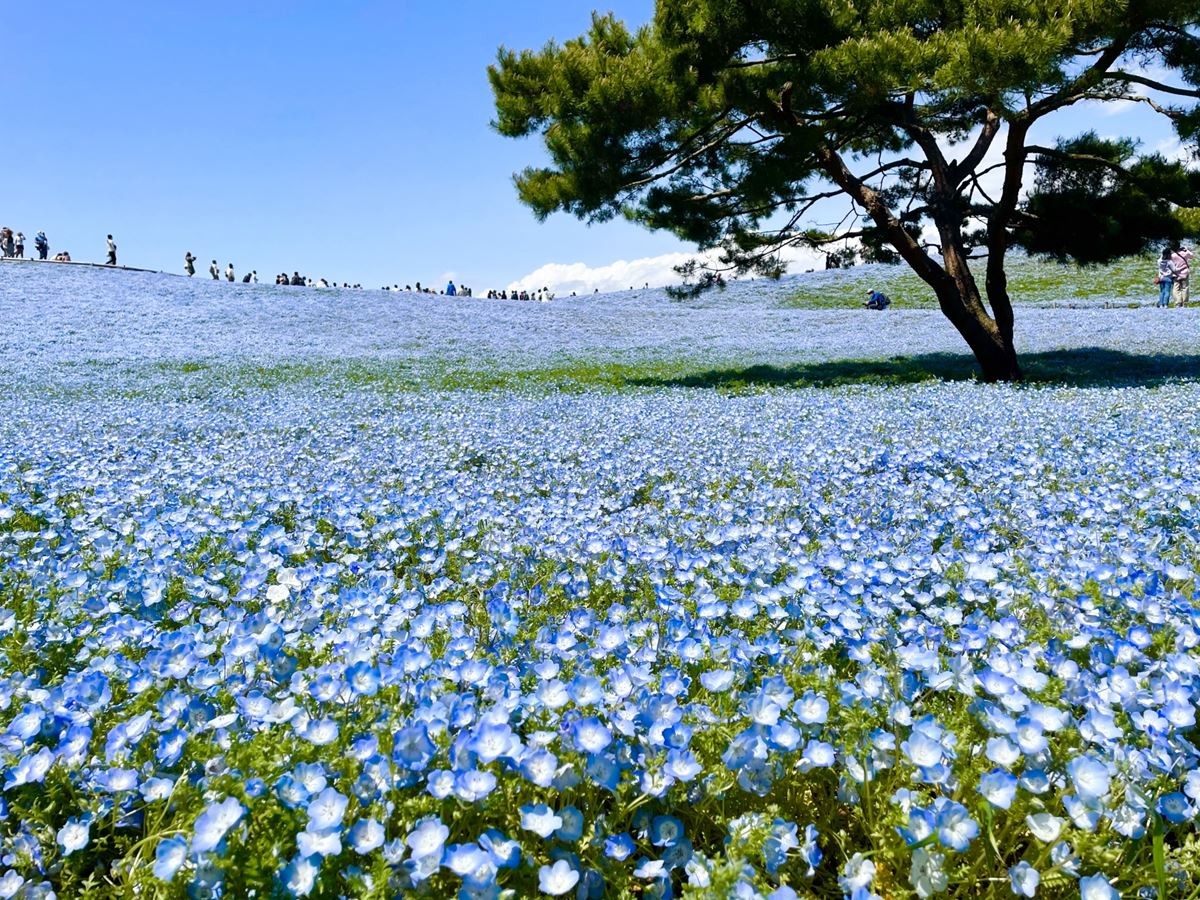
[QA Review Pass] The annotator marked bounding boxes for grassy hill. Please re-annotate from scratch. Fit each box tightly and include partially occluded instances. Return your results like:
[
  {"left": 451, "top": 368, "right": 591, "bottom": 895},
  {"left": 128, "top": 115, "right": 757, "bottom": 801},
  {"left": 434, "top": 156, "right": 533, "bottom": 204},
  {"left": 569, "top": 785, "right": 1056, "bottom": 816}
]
[{"left": 782, "top": 253, "right": 1155, "bottom": 309}]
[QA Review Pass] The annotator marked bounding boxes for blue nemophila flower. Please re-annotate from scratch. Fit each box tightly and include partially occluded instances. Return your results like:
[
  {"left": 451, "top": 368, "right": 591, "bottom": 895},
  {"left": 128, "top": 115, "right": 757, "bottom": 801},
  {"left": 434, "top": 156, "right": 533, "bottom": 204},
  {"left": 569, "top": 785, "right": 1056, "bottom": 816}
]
[
  {"left": 56, "top": 818, "right": 89, "bottom": 856},
  {"left": 538, "top": 859, "right": 579, "bottom": 896},
  {"left": 909, "top": 847, "right": 947, "bottom": 898},
  {"left": 1079, "top": 873, "right": 1119, "bottom": 900},
  {"left": 1008, "top": 860, "right": 1039, "bottom": 897},
  {"left": 191, "top": 796, "right": 245, "bottom": 854},
  {"left": 839, "top": 853, "right": 875, "bottom": 894},
  {"left": 479, "top": 830, "right": 521, "bottom": 869},
  {"left": 405, "top": 816, "right": 449, "bottom": 861},
  {"left": 1067, "top": 756, "right": 1112, "bottom": 804},
  {"left": 281, "top": 853, "right": 320, "bottom": 897},
  {"left": 604, "top": 833, "right": 636, "bottom": 861},
  {"left": 520, "top": 804, "right": 563, "bottom": 839},
  {"left": 306, "top": 787, "right": 348, "bottom": 832},
  {"left": 1025, "top": 813, "right": 1063, "bottom": 843},
  {"left": 979, "top": 770, "right": 1018, "bottom": 809},
  {"left": 1157, "top": 792, "right": 1194, "bottom": 824},
  {"left": 153, "top": 836, "right": 188, "bottom": 882},
  {"left": 933, "top": 800, "right": 978, "bottom": 852},
  {"left": 573, "top": 717, "right": 612, "bottom": 754}
]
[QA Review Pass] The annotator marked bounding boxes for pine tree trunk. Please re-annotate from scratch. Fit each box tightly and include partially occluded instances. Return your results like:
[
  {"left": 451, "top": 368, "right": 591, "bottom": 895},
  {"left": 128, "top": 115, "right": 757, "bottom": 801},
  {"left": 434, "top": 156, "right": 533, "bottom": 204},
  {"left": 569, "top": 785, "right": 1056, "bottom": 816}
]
[{"left": 935, "top": 285, "right": 1023, "bottom": 382}]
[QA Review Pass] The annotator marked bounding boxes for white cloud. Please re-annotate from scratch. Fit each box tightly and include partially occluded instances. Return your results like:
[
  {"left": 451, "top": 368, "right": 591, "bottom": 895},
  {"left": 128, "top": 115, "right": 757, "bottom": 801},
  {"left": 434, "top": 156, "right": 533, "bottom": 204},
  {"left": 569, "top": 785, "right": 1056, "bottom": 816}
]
[{"left": 507, "top": 244, "right": 827, "bottom": 296}]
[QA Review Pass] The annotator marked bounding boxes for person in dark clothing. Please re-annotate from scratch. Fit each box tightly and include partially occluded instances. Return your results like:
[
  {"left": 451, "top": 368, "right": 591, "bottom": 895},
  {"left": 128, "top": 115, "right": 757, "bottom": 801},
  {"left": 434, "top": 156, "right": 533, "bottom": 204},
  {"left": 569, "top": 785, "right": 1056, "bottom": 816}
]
[
  {"left": 865, "top": 289, "right": 891, "bottom": 310},
  {"left": 242, "top": 272, "right": 252, "bottom": 283},
  {"left": 291, "top": 272, "right": 303, "bottom": 286},
  {"left": 185, "top": 252, "right": 196, "bottom": 276},
  {"left": 34, "top": 232, "right": 49, "bottom": 259}
]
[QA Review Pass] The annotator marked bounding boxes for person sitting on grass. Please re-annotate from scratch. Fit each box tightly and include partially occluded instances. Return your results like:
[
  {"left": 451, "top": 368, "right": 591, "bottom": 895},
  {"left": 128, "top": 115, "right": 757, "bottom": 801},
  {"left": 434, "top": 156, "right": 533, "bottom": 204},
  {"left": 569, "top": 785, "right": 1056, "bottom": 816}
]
[{"left": 865, "top": 289, "right": 891, "bottom": 310}]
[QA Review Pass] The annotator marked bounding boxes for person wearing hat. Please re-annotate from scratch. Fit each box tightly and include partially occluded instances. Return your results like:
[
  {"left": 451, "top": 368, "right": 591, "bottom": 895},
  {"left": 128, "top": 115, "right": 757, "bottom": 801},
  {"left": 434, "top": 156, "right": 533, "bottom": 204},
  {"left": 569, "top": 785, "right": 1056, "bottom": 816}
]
[
  {"left": 865, "top": 289, "right": 891, "bottom": 310},
  {"left": 1170, "top": 243, "right": 1192, "bottom": 307}
]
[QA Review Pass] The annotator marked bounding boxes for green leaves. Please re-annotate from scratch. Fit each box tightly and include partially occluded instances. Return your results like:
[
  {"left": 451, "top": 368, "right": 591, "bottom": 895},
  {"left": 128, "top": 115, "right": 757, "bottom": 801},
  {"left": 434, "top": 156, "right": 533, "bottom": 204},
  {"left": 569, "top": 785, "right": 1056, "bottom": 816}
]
[{"left": 1017, "top": 132, "right": 1200, "bottom": 263}]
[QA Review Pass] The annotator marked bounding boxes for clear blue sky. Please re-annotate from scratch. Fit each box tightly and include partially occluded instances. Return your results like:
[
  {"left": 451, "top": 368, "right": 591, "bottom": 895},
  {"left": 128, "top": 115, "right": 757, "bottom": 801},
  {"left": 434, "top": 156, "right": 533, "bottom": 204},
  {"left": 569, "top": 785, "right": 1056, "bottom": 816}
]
[
  {"left": 4, "top": 2, "right": 1183, "bottom": 291},
  {"left": 4, "top": 0, "right": 687, "bottom": 289}
]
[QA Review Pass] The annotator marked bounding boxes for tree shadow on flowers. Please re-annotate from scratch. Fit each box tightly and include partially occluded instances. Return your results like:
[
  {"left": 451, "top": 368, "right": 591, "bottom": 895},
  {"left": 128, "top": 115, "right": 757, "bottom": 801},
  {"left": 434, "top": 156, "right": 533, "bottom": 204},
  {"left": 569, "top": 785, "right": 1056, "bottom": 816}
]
[{"left": 628, "top": 349, "right": 1200, "bottom": 390}]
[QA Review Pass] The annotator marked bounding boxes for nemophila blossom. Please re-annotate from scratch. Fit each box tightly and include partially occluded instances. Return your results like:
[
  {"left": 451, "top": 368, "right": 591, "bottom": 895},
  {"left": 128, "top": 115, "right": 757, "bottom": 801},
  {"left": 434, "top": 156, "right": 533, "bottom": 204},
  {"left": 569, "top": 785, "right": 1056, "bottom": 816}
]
[
  {"left": 538, "top": 859, "right": 579, "bottom": 895},
  {"left": 1068, "top": 756, "right": 1112, "bottom": 804},
  {"left": 521, "top": 804, "right": 563, "bottom": 839},
  {"left": 0, "top": 872, "right": 24, "bottom": 899},
  {"left": 56, "top": 818, "right": 89, "bottom": 856},
  {"left": 405, "top": 816, "right": 449, "bottom": 861},
  {"left": 1157, "top": 792, "right": 1194, "bottom": 824},
  {"left": 979, "top": 770, "right": 1019, "bottom": 809},
  {"left": 153, "top": 836, "right": 188, "bottom": 882},
  {"left": 1009, "top": 861, "right": 1039, "bottom": 897},
  {"left": 281, "top": 853, "right": 320, "bottom": 897},
  {"left": 306, "top": 787, "right": 348, "bottom": 832},
  {"left": 839, "top": 853, "right": 875, "bottom": 894},
  {"left": 910, "top": 848, "right": 948, "bottom": 898},
  {"left": 1079, "top": 874, "right": 1119, "bottom": 900},
  {"left": 573, "top": 718, "right": 612, "bottom": 754},
  {"left": 933, "top": 800, "right": 978, "bottom": 852},
  {"left": 1026, "top": 813, "right": 1064, "bottom": 843},
  {"left": 191, "top": 796, "right": 245, "bottom": 854}
]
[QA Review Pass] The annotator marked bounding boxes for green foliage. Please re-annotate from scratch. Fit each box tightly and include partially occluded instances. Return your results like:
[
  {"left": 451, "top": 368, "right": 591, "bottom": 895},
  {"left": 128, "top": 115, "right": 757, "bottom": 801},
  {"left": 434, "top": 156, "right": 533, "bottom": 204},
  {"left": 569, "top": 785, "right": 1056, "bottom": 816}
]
[
  {"left": 490, "top": 0, "right": 1200, "bottom": 376},
  {"left": 1177, "top": 207, "right": 1200, "bottom": 237},
  {"left": 1018, "top": 133, "right": 1199, "bottom": 263}
]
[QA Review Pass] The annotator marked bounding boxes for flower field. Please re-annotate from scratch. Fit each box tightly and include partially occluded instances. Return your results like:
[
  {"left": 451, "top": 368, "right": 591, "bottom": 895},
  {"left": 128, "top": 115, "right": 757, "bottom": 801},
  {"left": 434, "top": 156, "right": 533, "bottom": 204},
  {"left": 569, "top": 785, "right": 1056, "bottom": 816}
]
[{"left": 1, "top": 266, "right": 1200, "bottom": 898}]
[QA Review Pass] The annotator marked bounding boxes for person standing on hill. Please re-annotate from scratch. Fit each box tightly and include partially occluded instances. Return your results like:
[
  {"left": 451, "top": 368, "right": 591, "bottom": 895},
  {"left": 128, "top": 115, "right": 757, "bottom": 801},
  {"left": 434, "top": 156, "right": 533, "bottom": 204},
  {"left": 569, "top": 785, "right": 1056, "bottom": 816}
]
[
  {"left": 226, "top": 263, "right": 235, "bottom": 282},
  {"left": 209, "top": 259, "right": 220, "bottom": 280},
  {"left": 105, "top": 235, "right": 117, "bottom": 266},
  {"left": 251, "top": 271, "right": 258, "bottom": 284},
  {"left": 13, "top": 233, "right": 24, "bottom": 258},
  {"left": 1171, "top": 244, "right": 1192, "bottom": 307},
  {"left": 34, "top": 231, "right": 48, "bottom": 260},
  {"left": 1156, "top": 248, "right": 1177, "bottom": 307},
  {"left": 0, "top": 228, "right": 13, "bottom": 257},
  {"left": 184, "top": 252, "right": 196, "bottom": 276}
]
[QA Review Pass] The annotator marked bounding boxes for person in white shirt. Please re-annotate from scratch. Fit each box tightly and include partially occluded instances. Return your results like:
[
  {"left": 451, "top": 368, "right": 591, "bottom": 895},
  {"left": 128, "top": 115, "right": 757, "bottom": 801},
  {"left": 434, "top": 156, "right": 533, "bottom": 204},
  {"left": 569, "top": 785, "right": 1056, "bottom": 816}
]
[
  {"left": 1170, "top": 244, "right": 1193, "bottom": 307},
  {"left": 250, "top": 271, "right": 258, "bottom": 284},
  {"left": 105, "top": 235, "right": 117, "bottom": 265},
  {"left": 226, "top": 263, "right": 235, "bottom": 282},
  {"left": 210, "top": 260, "right": 220, "bottom": 280}
]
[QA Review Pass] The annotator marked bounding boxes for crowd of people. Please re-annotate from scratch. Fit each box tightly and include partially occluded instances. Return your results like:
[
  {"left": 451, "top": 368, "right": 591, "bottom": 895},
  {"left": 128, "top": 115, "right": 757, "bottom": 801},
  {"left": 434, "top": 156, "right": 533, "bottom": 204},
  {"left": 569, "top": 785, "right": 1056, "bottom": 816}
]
[
  {"left": 0, "top": 227, "right": 107, "bottom": 265},
  {"left": 1155, "top": 242, "right": 1193, "bottom": 307}
]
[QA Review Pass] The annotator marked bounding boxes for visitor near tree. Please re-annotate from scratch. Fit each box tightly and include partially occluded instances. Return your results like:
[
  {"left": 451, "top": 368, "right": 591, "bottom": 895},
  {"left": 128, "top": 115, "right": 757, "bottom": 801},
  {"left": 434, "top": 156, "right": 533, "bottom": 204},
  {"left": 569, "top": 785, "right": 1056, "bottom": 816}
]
[
  {"left": 865, "top": 289, "right": 891, "bottom": 310},
  {"left": 1171, "top": 244, "right": 1192, "bottom": 307},
  {"left": 1156, "top": 248, "right": 1176, "bottom": 307}
]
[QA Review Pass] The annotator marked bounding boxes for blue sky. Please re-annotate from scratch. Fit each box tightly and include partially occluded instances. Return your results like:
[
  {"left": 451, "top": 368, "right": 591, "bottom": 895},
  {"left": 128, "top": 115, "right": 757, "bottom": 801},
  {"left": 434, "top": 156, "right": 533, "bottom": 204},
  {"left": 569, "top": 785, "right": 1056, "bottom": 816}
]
[{"left": 4, "top": 2, "right": 1185, "bottom": 293}]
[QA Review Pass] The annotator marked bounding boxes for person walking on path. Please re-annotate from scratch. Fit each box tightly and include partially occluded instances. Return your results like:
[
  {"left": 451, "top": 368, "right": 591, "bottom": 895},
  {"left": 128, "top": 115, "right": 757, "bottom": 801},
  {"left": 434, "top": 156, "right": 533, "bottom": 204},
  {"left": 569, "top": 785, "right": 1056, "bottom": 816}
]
[
  {"left": 1157, "top": 248, "right": 1177, "bottom": 307},
  {"left": 34, "top": 231, "right": 48, "bottom": 260},
  {"left": 13, "top": 233, "right": 24, "bottom": 258},
  {"left": 184, "top": 252, "right": 196, "bottom": 276},
  {"left": 105, "top": 235, "right": 117, "bottom": 266},
  {"left": 209, "top": 259, "right": 220, "bottom": 280},
  {"left": 1170, "top": 244, "right": 1192, "bottom": 307},
  {"left": 225, "top": 263, "right": 235, "bottom": 282}
]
